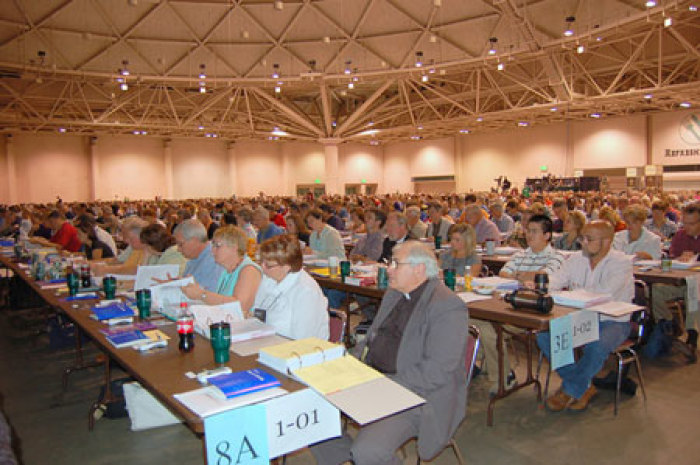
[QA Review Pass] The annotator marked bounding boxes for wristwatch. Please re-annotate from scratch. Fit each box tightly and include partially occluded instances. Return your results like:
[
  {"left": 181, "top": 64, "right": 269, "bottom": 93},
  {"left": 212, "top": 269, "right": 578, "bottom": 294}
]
[{"left": 201, "top": 292, "right": 207, "bottom": 301}]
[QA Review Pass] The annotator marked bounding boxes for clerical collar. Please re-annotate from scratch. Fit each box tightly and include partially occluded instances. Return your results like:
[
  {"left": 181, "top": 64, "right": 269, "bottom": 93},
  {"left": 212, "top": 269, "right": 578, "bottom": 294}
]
[{"left": 402, "top": 279, "right": 429, "bottom": 301}]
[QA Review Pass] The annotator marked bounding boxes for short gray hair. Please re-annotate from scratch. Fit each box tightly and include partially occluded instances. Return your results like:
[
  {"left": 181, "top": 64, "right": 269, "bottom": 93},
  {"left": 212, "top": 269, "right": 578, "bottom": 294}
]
[
  {"left": 122, "top": 217, "right": 148, "bottom": 236},
  {"left": 174, "top": 219, "right": 208, "bottom": 242},
  {"left": 395, "top": 241, "right": 439, "bottom": 278},
  {"left": 406, "top": 206, "right": 421, "bottom": 217}
]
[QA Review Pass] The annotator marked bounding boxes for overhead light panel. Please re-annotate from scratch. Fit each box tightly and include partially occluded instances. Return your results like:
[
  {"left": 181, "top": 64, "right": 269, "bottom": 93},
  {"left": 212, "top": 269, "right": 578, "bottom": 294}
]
[
  {"left": 680, "top": 102, "right": 691, "bottom": 108},
  {"left": 415, "top": 51, "right": 423, "bottom": 68},
  {"left": 563, "top": 16, "right": 575, "bottom": 37},
  {"left": 488, "top": 37, "right": 498, "bottom": 55},
  {"left": 645, "top": 1, "right": 657, "bottom": 7},
  {"left": 663, "top": 16, "right": 672, "bottom": 27},
  {"left": 459, "top": 129, "right": 470, "bottom": 134},
  {"left": 421, "top": 74, "right": 429, "bottom": 82},
  {"left": 497, "top": 62, "right": 504, "bottom": 71},
  {"left": 274, "top": 1, "right": 283, "bottom": 11},
  {"left": 577, "top": 45, "right": 585, "bottom": 54},
  {"left": 590, "top": 112, "right": 601, "bottom": 118},
  {"left": 272, "top": 63, "right": 280, "bottom": 79},
  {"left": 199, "top": 64, "right": 206, "bottom": 79}
]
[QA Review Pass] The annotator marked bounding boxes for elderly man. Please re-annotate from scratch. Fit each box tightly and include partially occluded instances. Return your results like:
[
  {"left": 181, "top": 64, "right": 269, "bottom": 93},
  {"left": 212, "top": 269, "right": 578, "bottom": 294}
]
[
  {"left": 92, "top": 217, "right": 148, "bottom": 276},
  {"left": 406, "top": 205, "right": 427, "bottom": 239},
  {"left": 252, "top": 206, "right": 284, "bottom": 244},
  {"left": 651, "top": 202, "right": 700, "bottom": 358},
  {"left": 463, "top": 203, "right": 501, "bottom": 245},
  {"left": 490, "top": 201, "right": 515, "bottom": 235},
  {"left": 425, "top": 202, "right": 453, "bottom": 243},
  {"left": 173, "top": 219, "right": 224, "bottom": 292},
  {"left": 349, "top": 209, "right": 386, "bottom": 262},
  {"left": 311, "top": 241, "right": 468, "bottom": 465},
  {"left": 538, "top": 220, "right": 634, "bottom": 411},
  {"left": 378, "top": 212, "right": 416, "bottom": 264}
]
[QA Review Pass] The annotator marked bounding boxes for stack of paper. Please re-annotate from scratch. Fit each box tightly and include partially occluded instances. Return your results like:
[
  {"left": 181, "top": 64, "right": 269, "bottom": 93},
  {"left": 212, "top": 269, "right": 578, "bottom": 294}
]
[
  {"left": 552, "top": 290, "right": 611, "bottom": 308},
  {"left": 494, "top": 246, "right": 520, "bottom": 255},
  {"left": 189, "top": 301, "right": 244, "bottom": 336},
  {"left": 104, "top": 329, "right": 150, "bottom": 348},
  {"left": 471, "top": 276, "right": 520, "bottom": 291},
  {"left": 587, "top": 301, "right": 644, "bottom": 317},
  {"left": 90, "top": 302, "right": 136, "bottom": 321}
]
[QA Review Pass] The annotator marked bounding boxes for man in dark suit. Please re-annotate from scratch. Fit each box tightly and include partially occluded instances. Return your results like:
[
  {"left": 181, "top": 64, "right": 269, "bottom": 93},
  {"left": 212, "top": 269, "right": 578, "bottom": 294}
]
[{"left": 311, "top": 241, "right": 469, "bottom": 465}]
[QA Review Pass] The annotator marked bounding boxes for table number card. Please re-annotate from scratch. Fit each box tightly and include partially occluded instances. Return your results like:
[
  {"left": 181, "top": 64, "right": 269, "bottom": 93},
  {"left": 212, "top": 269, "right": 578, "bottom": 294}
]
[
  {"left": 570, "top": 310, "right": 599, "bottom": 348},
  {"left": 204, "top": 403, "right": 269, "bottom": 465},
  {"left": 549, "top": 314, "right": 574, "bottom": 370}
]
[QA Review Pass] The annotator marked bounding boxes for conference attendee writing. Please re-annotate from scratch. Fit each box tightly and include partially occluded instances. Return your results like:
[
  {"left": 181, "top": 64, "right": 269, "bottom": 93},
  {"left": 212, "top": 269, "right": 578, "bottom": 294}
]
[
  {"left": 29, "top": 210, "right": 81, "bottom": 253},
  {"left": 139, "top": 223, "right": 188, "bottom": 276},
  {"left": 349, "top": 209, "right": 386, "bottom": 263},
  {"left": 311, "top": 241, "right": 468, "bottom": 465},
  {"left": 253, "top": 235, "right": 329, "bottom": 340},
  {"left": 173, "top": 219, "right": 224, "bottom": 292},
  {"left": 182, "top": 225, "right": 262, "bottom": 317},
  {"left": 537, "top": 220, "right": 634, "bottom": 412}
]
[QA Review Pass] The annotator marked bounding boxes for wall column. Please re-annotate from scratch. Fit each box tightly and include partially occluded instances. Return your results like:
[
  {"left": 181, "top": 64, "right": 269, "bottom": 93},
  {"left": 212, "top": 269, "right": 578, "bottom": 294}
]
[
  {"left": 6, "top": 135, "right": 17, "bottom": 204},
  {"left": 281, "top": 144, "right": 292, "bottom": 196},
  {"left": 227, "top": 142, "right": 237, "bottom": 197},
  {"left": 321, "top": 139, "right": 341, "bottom": 195},
  {"left": 564, "top": 121, "right": 575, "bottom": 176},
  {"left": 454, "top": 135, "right": 466, "bottom": 193},
  {"left": 163, "top": 139, "right": 174, "bottom": 199},
  {"left": 88, "top": 136, "right": 99, "bottom": 201}
]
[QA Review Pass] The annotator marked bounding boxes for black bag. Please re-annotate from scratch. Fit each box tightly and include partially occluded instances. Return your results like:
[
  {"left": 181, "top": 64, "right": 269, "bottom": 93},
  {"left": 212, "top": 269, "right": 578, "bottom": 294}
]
[
  {"left": 643, "top": 319, "right": 674, "bottom": 358},
  {"left": 47, "top": 314, "right": 88, "bottom": 350}
]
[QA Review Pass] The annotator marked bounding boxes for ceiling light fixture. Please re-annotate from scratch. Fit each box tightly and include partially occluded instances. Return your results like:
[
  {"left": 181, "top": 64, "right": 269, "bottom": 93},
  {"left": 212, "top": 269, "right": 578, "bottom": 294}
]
[
  {"left": 644, "top": 94, "right": 653, "bottom": 99},
  {"left": 690, "top": 5, "right": 698, "bottom": 12},
  {"left": 271, "top": 63, "right": 280, "bottom": 79},
  {"left": 58, "top": 127, "right": 66, "bottom": 133},
  {"left": 645, "top": 1, "right": 657, "bottom": 8},
  {"left": 551, "top": 107, "right": 558, "bottom": 112},
  {"left": 199, "top": 64, "right": 206, "bottom": 79},
  {"left": 411, "top": 135, "right": 421, "bottom": 141},
  {"left": 663, "top": 16, "right": 672, "bottom": 27},
  {"left": 120, "top": 59, "right": 130, "bottom": 76},
  {"left": 488, "top": 37, "right": 498, "bottom": 55},
  {"left": 348, "top": 82, "right": 354, "bottom": 89},
  {"left": 476, "top": 117, "right": 483, "bottom": 122},
  {"left": 518, "top": 121, "right": 529, "bottom": 127},
  {"left": 120, "top": 82, "right": 128, "bottom": 91},
  {"left": 344, "top": 60, "right": 352, "bottom": 75},
  {"left": 370, "top": 140, "right": 380, "bottom": 146},
  {"left": 459, "top": 129, "right": 470, "bottom": 134},
  {"left": 421, "top": 74, "right": 429, "bottom": 82},
  {"left": 274, "top": 1, "right": 283, "bottom": 11},
  {"left": 415, "top": 51, "right": 423, "bottom": 68},
  {"left": 275, "top": 86, "right": 281, "bottom": 93},
  {"left": 590, "top": 112, "right": 601, "bottom": 118},
  {"left": 563, "top": 16, "right": 575, "bottom": 37},
  {"left": 680, "top": 102, "right": 691, "bottom": 108},
  {"left": 577, "top": 44, "right": 585, "bottom": 53},
  {"left": 497, "top": 62, "right": 504, "bottom": 71}
]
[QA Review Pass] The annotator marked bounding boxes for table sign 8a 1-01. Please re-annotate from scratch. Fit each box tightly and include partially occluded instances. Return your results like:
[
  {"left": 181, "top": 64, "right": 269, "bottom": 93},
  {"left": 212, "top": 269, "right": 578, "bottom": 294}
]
[{"left": 204, "top": 388, "right": 341, "bottom": 463}]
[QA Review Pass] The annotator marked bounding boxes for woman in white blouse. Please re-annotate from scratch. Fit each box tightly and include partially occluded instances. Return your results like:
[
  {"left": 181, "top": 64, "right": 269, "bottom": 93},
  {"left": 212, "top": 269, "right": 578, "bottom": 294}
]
[
  {"left": 254, "top": 234, "right": 329, "bottom": 340},
  {"left": 613, "top": 204, "right": 662, "bottom": 260}
]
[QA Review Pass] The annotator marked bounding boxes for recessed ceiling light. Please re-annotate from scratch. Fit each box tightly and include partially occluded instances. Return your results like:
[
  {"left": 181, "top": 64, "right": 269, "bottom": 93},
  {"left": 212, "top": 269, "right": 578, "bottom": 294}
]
[
  {"left": 459, "top": 129, "right": 470, "bottom": 134},
  {"left": 644, "top": 94, "right": 653, "bottom": 99},
  {"left": 577, "top": 45, "right": 585, "bottom": 54},
  {"left": 680, "top": 102, "right": 691, "bottom": 108},
  {"left": 476, "top": 117, "right": 483, "bottom": 122},
  {"left": 590, "top": 112, "right": 601, "bottom": 118},
  {"left": 690, "top": 5, "right": 698, "bottom": 12},
  {"left": 421, "top": 74, "right": 429, "bottom": 82},
  {"left": 664, "top": 17, "right": 672, "bottom": 27},
  {"left": 645, "top": 1, "right": 657, "bottom": 8},
  {"left": 497, "top": 63, "right": 504, "bottom": 71},
  {"left": 411, "top": 135, "right": 421, "bottom": 140},
  {"left": 551, "top": 107, "right": 558, "bottom": 112},
  {"left": 518, "top": 121, "right": 529, "bottom": 127},
  {"left": 58, "top": 127, "right": 66, "bottom": 133}
]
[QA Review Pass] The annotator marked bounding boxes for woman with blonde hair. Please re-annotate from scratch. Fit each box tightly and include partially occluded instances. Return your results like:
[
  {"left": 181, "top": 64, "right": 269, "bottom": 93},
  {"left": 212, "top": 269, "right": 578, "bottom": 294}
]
[
  {"left": 182, "top": 225, "right": 262, "bottom": 316},
  {"left": 439, "top": 223, "right": 481, "bottom": 276},
  {"left": 599, "top": 206, "right": 627, "bottom": 232},
  {"left": 553, "top": 210, "right": 586, "bottom": 251}
]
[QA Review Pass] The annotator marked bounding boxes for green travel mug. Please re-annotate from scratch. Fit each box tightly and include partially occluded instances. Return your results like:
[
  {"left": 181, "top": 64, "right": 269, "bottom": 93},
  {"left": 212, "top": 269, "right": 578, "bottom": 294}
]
[
  {"left": 136, "top": 289, "right": 152, "bottom": 319},
  {"left": 103, "top": 276, "right": 117, "bottom": 300},
  {"left": 444, "top": 268, "right": 456, "bottom": 291},
  {"left": 67, "top": 272, "right": 80, "bottom": 297},
  {"left": 210, "top": 322, "right": 231, "bottom": 365},
  {"left": 434, "top": 235, "right": 442, "bottom": 250},
  {"left": 377, "top": 266, "right": 388, "bottom": 289},
  {"left": 340, "top": 260, "right": 351, "bottom": 281}
]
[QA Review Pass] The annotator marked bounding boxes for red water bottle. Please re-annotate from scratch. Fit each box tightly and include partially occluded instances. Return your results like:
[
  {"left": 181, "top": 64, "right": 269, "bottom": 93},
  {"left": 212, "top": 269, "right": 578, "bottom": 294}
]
[{"left": 177, "top": 302, "right": 195, "bottom": 353}]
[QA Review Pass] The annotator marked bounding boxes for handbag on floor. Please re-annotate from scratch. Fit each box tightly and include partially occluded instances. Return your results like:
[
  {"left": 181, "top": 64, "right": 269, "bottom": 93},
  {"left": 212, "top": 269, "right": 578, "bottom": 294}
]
[{"left": 122, "top": 382, "right": 181, "bottom": 431}]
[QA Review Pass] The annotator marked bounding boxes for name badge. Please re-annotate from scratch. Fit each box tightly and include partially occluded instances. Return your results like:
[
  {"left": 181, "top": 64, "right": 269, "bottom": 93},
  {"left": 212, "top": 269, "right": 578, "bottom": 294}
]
[{"left": 254, "top": 308, "right": 267, "bottom": 322}]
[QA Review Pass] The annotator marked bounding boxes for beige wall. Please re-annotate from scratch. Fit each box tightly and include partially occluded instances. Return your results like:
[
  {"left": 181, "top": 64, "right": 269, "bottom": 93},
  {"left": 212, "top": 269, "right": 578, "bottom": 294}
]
[
  {"left": 1, "top": 110, "right": 695, "bottom": 204},
  {"left": 571, "top": 114, "right": 647, "bottom": 170},
  {"left": 460, "top": 123, "right": 568, "bottom": 191}
]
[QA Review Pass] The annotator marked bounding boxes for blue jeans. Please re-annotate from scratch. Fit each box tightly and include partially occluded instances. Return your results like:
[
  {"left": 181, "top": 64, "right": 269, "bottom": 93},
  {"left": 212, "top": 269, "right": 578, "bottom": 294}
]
[
  {"left": 324, "top": 288, "right": 347, "bottom": 309},
  {"left": 537, "top": 320, "right": 630, "bottom": 399}
]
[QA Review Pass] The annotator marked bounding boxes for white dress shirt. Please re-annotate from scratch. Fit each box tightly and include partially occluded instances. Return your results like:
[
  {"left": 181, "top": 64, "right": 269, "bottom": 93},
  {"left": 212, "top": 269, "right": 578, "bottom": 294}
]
[
  {"left": 253, "top": 269, "right": 329, "bottom": 340},
  {"left": 95, "top": 225, "right": 118, "bottom": 257},
  {"left": 548, "top": 249, "right": 634, "bottom": 322},
  {"left": 612, "top": 227, "right": 662, "bottom": 260}
]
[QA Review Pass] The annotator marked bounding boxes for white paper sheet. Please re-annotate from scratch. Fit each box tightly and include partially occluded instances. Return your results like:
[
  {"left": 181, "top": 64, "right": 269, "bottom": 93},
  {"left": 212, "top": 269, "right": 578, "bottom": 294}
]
[{"left": 135, "top": 264, "right": 181, "bottom": 290}]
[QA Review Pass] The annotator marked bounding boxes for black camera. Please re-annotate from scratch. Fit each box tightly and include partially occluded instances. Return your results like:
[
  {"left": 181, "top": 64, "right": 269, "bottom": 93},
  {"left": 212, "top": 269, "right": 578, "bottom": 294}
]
[{"left": 504, "top": 289, "right": 553, "bottom": 314}]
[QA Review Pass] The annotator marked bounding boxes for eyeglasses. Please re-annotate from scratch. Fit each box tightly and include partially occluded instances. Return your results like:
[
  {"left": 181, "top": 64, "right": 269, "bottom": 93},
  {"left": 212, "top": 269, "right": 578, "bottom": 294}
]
[
  {"left": 581, "top": 236, "right": 602, "bottom": 243},
  {"left": 211, "top": 241, "right": 226, "bottom": 249},
  {"left": 261, "top": 262, "right": 281, "bottom": 269},
  {"left": 389, "top": 259, "right": 413, "bottom": 269}
]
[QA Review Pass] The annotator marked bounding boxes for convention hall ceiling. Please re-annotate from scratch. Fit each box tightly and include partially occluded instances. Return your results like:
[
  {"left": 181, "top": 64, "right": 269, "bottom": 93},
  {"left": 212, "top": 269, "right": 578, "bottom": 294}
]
[{"left": 0, "top": 0, "right": 698, "bottom": 144}]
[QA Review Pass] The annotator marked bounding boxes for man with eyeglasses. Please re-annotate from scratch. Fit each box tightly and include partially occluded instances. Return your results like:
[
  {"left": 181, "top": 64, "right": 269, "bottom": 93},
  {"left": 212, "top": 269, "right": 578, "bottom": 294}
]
[
  {"left": 311, "top": 241, "right": 468, "bottom": 465},
  {"left": 537, "top": 220, "right": 634, "bottom": 412},
  {"left": 173, "top": 219, "right": 224, "bottom": 292},
  {"left": 476, "top": 215, "right": 565, "bottom": 394},
  {"left": 650, "top": 202, "right": 700, "bottom": 360}
]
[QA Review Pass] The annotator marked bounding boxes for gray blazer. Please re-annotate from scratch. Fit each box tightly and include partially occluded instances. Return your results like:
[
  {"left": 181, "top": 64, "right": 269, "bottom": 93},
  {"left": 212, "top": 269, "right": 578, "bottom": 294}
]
[{"left": 356, "top": 277, "right": 469, "bottom": 460}]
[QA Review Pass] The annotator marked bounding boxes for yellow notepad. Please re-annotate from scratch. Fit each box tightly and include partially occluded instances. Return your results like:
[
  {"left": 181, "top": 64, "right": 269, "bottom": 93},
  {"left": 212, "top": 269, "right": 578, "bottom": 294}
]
[
  {"left": 292, "top": 355, "right": 383, "bottom": 395},
  {"left": 261, "top": 337, "right": 338, "bottom": 359},
  {"left": 143, "top": 329, "right": 170, "bottom": 341}
]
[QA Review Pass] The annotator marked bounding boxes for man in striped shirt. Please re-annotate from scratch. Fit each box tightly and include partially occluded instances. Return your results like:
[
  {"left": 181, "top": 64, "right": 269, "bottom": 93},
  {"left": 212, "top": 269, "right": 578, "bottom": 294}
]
[
  {"left": 475, "top": 214, "right": 565, "bottom": 394},
  {"left": 499, "top": 214, "right": 565, "bottom": 280}
]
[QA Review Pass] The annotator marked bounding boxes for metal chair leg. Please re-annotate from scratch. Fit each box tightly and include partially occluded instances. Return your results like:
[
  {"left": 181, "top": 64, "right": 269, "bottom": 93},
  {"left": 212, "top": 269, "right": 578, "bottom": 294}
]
[
  {"left": 615, "top": 353, "right": 624, "bottom": 416},
  {"left": 630, "top": 348, "right": 647, "bottom": 404}
]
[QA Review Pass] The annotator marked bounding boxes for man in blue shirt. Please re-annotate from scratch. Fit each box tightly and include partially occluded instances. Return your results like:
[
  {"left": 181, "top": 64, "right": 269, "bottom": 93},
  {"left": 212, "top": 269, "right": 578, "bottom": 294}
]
[
  {"left": 173, "top": 219, "right": 224, "bottom": 292},
  {"left": 253, "top": 207, "right": 285, "bottom": 244}
]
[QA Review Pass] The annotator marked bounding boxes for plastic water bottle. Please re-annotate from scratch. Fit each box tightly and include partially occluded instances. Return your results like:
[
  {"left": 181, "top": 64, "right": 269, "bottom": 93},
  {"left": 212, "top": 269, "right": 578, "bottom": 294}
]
[{"left": 177, "top": 302, "right": 195, "bottom": 353}]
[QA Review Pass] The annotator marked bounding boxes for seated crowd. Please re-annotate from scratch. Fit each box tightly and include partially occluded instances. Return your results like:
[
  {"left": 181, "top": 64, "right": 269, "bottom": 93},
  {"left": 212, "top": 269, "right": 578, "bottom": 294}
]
[{"left": 2, "top": 186, "right": 699, "bottom": 464}]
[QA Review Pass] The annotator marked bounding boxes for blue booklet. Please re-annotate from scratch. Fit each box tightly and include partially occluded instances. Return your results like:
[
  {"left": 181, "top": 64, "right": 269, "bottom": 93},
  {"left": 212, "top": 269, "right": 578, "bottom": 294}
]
[
  {"left": 208, "top": 369, "right": 281, "bottom": 400},
  {"left": 90, "top": 302, "right": 135, "bottom": 321},
  {"left": 105, "top": 329, "right": 150, "bottom": 348}
]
